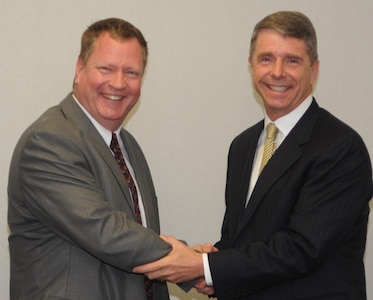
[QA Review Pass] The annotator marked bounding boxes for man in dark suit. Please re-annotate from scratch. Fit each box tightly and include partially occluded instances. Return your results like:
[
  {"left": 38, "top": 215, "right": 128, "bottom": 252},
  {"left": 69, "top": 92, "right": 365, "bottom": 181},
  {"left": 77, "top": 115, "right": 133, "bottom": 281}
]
[
  {"left": 134, "top": 11, "right": 373, "bottom": 300},
  {"left": 8, "top": 18, "right": 172, "bottom": 300}
]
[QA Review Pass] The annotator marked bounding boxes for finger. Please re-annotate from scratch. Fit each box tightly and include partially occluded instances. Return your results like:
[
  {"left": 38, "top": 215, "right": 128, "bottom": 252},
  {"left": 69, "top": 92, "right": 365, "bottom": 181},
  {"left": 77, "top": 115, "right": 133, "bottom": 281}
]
[
  {"left": 193, "top": 243, "right": 203, "bottom": 252},
  {"left": 201, "top": 243, "right": 214, "bottom": 252},
  {"left": 144, "top": 271, "right": 163, "bottom": 280},
  {"left": 194, "top": 278, "right": 207, "bottom": 289},
  {"left": 133, "top": 262, "right": 157, "bottom": 273},
  {"left": 196, "top": 286, "right": 214, "bottom": 295},
  {"left": 160, "top": 235, "right": 176, "bottom": 243}
]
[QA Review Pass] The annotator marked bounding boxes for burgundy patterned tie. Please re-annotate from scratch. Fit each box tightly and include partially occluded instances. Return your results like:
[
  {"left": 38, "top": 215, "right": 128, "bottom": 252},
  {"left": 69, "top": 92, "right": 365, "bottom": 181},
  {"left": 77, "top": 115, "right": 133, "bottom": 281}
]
[{"left": 110, "top": 132, "right": 153, "bottom": 300}]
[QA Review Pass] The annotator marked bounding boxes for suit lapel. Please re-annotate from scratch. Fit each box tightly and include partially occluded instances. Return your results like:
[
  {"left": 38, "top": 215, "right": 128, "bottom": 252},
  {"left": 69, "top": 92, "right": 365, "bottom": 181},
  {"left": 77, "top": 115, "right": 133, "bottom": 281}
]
[
  {"left": 119, "top": 130, "right": 158, "bottom": 229},
  {"left": 89, "top": 128, "right": 135, "bottom": 211},
  {"left": 230, "top": 123, "right": 263, "bottom": 223},
  {"left": 59, "top": 94, "right": 135, "bottom": 212},
  {"left": 233, "top": 100, "right": 320, "bottom": 242}
]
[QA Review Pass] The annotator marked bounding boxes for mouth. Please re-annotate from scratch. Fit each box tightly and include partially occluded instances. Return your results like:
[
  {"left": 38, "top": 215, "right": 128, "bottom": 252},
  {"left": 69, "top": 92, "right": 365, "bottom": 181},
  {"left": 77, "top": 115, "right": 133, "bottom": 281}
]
[
  {"left": 267, "top": 85, "right": 290, "bottom": 92},
  {"left": 102, "top": 93, "right": 125, "bottom": 101}
]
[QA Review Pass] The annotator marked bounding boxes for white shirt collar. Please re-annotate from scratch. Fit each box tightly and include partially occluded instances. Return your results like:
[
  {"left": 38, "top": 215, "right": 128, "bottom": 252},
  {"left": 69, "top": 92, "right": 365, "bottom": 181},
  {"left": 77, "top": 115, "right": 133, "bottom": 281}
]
[
  {"left": 72, "top": 94, "right": 121, "bottom": 147},
  {"left": 264, "top": 95, "right": 313, "bottom": 138}
]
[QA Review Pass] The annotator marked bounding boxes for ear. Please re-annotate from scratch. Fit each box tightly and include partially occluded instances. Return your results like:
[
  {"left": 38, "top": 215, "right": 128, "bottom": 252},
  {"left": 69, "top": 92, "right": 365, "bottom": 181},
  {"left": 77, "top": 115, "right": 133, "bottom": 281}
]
[
  {"left": 310, "top": 59, "right": 320, "bottom": 84},
  {"left": 248, "top": 56, "right": 253, "bottom": 73},
  {"left": 74, "top": 56, "right": 84, "bottom": 85}
]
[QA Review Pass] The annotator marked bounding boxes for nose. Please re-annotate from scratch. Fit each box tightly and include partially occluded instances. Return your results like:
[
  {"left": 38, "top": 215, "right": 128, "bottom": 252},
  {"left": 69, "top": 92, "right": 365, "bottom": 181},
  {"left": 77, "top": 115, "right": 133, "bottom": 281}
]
[
  {"left": 271, "top": 61, "right": 286, "bottom": 78},
  {"left": 110, "top": 71, "right": 128, "bottom": 89}
]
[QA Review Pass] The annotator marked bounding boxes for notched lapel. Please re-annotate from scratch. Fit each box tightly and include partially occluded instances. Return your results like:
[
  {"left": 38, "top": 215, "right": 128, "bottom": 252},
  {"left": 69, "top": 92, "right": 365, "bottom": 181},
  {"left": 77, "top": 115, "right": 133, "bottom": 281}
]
[
  {"left": 60, "top": 94, "right": 136, "bottom": 215},
  {"left": 233, "top": 100, "right": 320, "bottom": 242},
  {"left": 119, "top": 130, "right": 157, "bottom": 228},
  {"left": 84, "top": 125, "right": 136, "bottom": 214},
  {"left": 233, "top": 136, "right": 302, "bottom": 241},
  {"left": 232, "top": 128, "right": 263, "bottom": 221}
]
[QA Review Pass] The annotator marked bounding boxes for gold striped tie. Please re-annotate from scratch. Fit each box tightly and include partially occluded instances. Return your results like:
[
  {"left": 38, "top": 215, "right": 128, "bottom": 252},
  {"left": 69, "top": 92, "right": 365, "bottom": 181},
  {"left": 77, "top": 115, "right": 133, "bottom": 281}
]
[{"left": 259, "top": 123, "right": 278, "bottom": 173}]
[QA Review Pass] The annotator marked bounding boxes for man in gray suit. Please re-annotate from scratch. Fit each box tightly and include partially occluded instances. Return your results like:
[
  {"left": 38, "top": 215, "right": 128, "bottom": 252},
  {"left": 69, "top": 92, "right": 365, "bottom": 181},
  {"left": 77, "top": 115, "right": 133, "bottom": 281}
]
[{"left": 8, "top": 18, "right": 171, "bottom": 300}]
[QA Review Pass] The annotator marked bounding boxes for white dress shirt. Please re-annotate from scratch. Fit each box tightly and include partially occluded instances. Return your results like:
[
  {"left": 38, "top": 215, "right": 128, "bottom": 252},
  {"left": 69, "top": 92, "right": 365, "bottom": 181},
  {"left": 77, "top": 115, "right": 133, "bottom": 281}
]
[
  {"left": 203, "top": 95, "right": 314, "bottom": 286},
  {"left": 73, "top": 94, "right": 148, "bottom": 227}
]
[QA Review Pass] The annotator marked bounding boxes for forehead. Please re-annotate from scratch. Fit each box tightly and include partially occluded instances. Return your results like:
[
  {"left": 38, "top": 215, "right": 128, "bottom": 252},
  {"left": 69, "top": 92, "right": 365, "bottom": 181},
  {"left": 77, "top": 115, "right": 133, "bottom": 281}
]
[
  {"left": 88, "top": 32, "right": 144, "bottom": 65},
  {"left": 92, "top": 32, "right": 140, "bottom": 53},
  {"left": 254, "top": 29, "right": 309, "bottom": 57}
]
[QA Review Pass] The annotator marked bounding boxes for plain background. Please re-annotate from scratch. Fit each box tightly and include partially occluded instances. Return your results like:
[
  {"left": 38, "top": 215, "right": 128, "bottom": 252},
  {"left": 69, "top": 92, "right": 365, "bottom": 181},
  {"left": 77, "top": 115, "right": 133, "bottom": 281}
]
[{"left": 1, "top": 1, "right": 372, "bottom": 299}]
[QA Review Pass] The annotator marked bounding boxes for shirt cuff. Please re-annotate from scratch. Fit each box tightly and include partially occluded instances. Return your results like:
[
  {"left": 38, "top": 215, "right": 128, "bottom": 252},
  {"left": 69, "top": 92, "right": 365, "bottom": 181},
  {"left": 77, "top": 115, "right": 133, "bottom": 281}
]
[{"left": 202, "top": 253, "right": 213, "bottom": 286}]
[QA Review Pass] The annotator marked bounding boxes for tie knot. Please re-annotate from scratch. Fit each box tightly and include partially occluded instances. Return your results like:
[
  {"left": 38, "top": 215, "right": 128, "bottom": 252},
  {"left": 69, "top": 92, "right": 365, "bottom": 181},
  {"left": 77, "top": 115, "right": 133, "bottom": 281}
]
[
  {"left": 266, "top": 123, "right": 278, "bottom": 141},
  {"left": 110, "top": 133, "right": 121, "bottom": 155},
  {"left": 259, "top": 123, "right": 278, "bottom": 173}
]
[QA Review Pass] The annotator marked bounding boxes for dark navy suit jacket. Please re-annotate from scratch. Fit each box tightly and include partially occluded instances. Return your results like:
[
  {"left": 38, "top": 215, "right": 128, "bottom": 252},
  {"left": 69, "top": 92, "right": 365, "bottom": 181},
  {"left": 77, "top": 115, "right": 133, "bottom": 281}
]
[{"left": 209, "top": 99, "right": 372, "bottom": 300}]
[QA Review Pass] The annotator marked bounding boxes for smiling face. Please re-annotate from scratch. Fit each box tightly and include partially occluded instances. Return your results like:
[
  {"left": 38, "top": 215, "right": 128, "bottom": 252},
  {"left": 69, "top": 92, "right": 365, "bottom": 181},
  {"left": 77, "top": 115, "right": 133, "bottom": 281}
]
[
  {"left": 74, "top": 32, "right": 145, "bottom": 131},
  {"left": 249, "top": 29, "right": 319, "bottom": 121}
]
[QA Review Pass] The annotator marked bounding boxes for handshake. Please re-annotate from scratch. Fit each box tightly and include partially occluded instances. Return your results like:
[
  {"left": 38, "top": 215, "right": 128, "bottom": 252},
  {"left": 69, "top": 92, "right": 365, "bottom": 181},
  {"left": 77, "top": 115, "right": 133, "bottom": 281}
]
[{"left": 133, "top": 235, "right": 218, "bottom": 296}]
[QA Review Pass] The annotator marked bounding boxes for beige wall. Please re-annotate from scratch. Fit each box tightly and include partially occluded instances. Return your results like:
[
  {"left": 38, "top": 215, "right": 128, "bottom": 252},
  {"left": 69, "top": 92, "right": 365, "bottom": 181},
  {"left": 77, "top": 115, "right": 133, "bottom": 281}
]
[{"left": 1, "top": 1, "right": 372, "bottom": 299}]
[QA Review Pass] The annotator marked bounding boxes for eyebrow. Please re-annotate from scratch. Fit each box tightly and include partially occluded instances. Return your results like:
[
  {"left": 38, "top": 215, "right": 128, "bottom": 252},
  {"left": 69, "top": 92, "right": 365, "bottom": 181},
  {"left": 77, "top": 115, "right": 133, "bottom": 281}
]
[{"left": 256, "top": 51, "right": 305, "bottom": 62}]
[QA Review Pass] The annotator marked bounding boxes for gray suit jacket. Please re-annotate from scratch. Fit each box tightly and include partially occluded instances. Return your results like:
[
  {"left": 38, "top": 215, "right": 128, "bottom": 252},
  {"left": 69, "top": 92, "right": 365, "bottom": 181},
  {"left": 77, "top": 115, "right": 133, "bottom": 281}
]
[{"left": 8, "top": 94, "right": 171, "bottom": 300}]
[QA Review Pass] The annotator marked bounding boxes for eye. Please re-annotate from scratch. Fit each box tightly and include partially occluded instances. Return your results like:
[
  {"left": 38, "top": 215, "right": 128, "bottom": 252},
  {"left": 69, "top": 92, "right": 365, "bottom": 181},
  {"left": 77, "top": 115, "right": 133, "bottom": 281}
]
[
  {"left": 97, "top": 66, "right": 112, "bottom": 73},
  {"left": 125, "top": 70, "right": 141, "bottom": 78},
  {"left": 285, "top": 57, "right": 299, "bottom": 64},
  {"left": 258, "top": 56, "right": 274, "bottom": 64}
]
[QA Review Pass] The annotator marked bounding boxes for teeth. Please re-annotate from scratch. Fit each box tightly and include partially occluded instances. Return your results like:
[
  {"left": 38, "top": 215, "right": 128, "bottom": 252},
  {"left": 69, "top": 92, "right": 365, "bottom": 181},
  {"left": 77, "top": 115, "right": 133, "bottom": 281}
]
[
  {"left": 269, "top": 85, "right": 288, "bottom": 92},
  {"left": 103, "top": 94, "right": 123, "bottom": 101}
]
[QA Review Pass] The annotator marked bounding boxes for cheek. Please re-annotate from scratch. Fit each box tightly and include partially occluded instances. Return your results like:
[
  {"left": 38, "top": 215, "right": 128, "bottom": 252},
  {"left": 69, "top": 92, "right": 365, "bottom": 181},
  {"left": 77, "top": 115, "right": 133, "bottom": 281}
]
[
  {"left": 252, "top": 68, "right": 267, "bottom": 83},
  {"left": 130, "top": 81, "right": 142, "bottom": 95},
  {"left": 88, "top": 74, "right": 103, "bottom": 89},
  {"left": 298, "top": 73, "right": 313, "bottom": 87}
]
